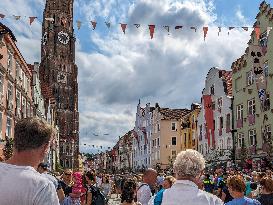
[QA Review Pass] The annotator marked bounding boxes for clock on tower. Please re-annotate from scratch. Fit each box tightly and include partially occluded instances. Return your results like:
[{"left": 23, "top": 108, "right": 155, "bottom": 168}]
[{"left": 40, "top": 0, "right": 79, "bottom": 169}]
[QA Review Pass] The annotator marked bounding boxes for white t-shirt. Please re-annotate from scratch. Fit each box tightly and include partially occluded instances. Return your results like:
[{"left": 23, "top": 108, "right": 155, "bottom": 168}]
[
  {"left": 0, "top": 162, "right": 59, "bottom": 205},
  {"left": 137, "top": 183, "right": 152, "bottom": 205}
]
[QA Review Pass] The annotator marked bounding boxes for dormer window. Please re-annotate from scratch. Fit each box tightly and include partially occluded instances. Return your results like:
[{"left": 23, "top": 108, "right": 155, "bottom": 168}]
[{"left": 210, "top": 85, "right": 215, "bottom": 95}]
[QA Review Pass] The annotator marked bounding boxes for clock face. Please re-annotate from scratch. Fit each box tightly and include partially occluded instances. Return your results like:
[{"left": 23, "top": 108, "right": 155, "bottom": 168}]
[
  {"left": 58, "top": 31, "right": 70, "bottom": 45},
  {"left": 57, "top": 72, "right": 67, "bottom": 83},
  {"left": 42, "top": 32, "right": 48, "bottom": 45}
]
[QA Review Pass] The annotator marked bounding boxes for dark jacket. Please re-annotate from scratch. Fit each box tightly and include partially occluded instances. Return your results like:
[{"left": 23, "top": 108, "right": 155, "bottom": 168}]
[{"left": 257, "top": 193, "right": 273, "bottom": 205}]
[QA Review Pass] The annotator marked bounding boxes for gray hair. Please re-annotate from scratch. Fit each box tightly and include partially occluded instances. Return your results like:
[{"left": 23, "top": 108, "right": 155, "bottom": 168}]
[{"left": 173, "top": 149, "right": 205, "bottom": 179}]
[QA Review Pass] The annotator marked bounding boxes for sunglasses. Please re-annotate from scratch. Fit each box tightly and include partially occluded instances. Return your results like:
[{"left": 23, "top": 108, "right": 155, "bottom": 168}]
[{"left": 64, "top": 173, "right": 72, "bottom": 176}]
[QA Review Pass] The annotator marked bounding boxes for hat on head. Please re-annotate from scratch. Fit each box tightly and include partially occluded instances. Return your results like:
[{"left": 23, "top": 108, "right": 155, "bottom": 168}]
[{"left": 38, "top": 162, "right": 49, "bottom": 169}]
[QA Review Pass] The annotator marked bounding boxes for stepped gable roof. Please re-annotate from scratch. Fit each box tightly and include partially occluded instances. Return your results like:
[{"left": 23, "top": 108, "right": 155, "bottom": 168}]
[
  {"left": 0, "top": 22, "right": 16, "bottom": 42},
  {"left": 159, "top": 108, "right": 191, "bottom": 120},
  {"left": 220, "top": 70, "right": 233, "bottom": 97},
  {"left": 231, "top": 55, "right": 246, "bottom": 73}
]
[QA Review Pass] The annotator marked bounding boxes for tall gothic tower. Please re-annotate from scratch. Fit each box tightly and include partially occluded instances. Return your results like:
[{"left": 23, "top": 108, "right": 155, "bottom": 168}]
[{"left": 40, "top": 0, "right": 79, "bottom": 169}]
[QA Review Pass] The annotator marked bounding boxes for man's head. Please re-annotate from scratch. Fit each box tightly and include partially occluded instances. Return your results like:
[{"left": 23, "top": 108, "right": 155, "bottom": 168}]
[
  {"left": 174, "top": 149, "right": 205, "bottom": 180},
  {"left": 37, "top": 162, "right": 49, "bottom": 173},
  {"left": 14, "top": 117, "right": 54, "bottom": 161},
  {"left": 143, "top": 168, "right": 157, "bottom": 186}
]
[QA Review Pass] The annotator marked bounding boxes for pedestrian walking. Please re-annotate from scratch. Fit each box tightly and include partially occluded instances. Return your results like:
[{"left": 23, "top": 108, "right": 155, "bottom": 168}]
[
  {"left": 121, "top": 178, "right": 141, "bottom": 205},
  {"left": 257, "top": 177, "right": 273, "bottom": 205},
  {"left": 0, "top": 117, "right": 59, "bottom": 205},
  {"left": 161, "top": 149, "right": 223, "bottom": 205}
]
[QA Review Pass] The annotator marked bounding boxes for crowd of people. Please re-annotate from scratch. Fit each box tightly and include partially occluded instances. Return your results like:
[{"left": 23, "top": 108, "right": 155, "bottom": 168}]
[{"left": 0, "top": 117, "right": 273, "bottom": 205}]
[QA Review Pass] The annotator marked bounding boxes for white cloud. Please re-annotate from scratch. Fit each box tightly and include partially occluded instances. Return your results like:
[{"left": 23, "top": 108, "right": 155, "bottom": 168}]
[{"left": 235, "top": 6, "right": 247, "bottom": 25}]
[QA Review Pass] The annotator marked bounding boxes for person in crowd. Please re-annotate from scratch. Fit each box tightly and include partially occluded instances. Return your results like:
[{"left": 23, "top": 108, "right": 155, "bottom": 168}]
[
  {"left": 161, "top": 149, "right": 223, "bottom": 205},
  {"left": 257, "top": 177, "right": 273, "bottom": 205},
  {"left": 0, "top": 117, "right": 59, "bottom": 205},
  {"left": 245, "top": 175, "right": 252, "bottom": 197},
  {"left": 85, "top": 171, "right": 96, "bottom": 205},
  {"left": 157, "top": 173, "right": 165, "bottom": 191},
  {"left": 37, "top": 162, "right": 65, "bottom": 203},
  {"left": 101, "top": 175, "right": 112, "bottom": 202},
  {"left": 203, "top": 174, "right": 214, "bottom": 193},
  {"left": 225, "top": 175, "right": 261, "bottom": 205},
  {"left": 151, "top": 176, "right": 176, "bottom": 205},
  {"left": 121, "top": 178, "right": 141, "bottom": 205},
  {"left": 137, "top": 168, "right": 157, "bottom": 205},
  {"left": 96, "top": 173, "right": 103, "bottom": 188},
  {"left": 218, "top": 173, "right": 233, "bottom": 204},
  {"left": 59, "top": 169, "right": 74, "bottom": 197},
  {"left": 249, "top": 182, "right": 258, "bottom": 199}
]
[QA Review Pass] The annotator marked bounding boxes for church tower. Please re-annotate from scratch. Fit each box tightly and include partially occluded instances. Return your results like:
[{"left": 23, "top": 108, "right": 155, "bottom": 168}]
[{"left": 40, "top": 0, "right": 79, "bottom": 169}]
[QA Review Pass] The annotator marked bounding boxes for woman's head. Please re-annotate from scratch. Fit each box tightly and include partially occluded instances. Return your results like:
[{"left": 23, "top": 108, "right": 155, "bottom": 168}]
[
  {"left": 63, "top": 169, "right": 73, "bottom": 182},
  {"left": 163, "top": 176, "right": 176, "bottom": 189},
  {"left": 85, "top": 171, "right": 96, "bottom": 185},
  {"left": 227, "top": 175, "right": 246, "bottom": 197},
  {"left": 121, "top": 178, "right": 137, "bottom": 203},
  {"left": 260, "top": 177, "right": 273, "bottom": 194}
]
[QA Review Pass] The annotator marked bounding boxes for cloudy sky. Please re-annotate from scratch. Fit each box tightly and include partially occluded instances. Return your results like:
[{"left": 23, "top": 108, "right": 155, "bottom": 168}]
[{"left": 0, "top": 0, "right": 272, "bottom": 153}]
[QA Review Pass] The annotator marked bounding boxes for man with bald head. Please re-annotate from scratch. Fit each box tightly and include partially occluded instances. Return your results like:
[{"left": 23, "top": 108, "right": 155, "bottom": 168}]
[{"left": 137, "top": 168, "right": 157, "bottom": 205}]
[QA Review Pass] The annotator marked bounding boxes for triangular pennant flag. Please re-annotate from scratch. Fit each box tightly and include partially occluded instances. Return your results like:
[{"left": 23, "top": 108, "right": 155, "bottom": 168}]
[
  {"left": 149, "top": 25, "right": 155, "bottom": 39},
  {"left": 91, "top": 21, "right": 97, "bottom": 30},
  {"left": 218, "top": 27, "right": 221, "bottom": 36},
  {"left": 267, "top": 27, "right": 273, "bottom": 36},
  {"left": 76, "top": 20, "right": 82, "bottom": 30},
  {"left": 13, "top": 15, "right": 21, "bottom": 20},
  {"left": 29, "top": 17, "right": 37, "bottom": 25},
  {"left": 134, "top": 24, "right": 140, "bottom": 28},
  {"left": 120, "top": 23, "right": 127, "bottom": 34},
  {"left": 45, "top": 17, "right": 54, "bottom": 22},
  {"left": 203, "top": 27, "right": 208, "bottom": 41},
  {"left": 190, "top": 27, "right": 197, "bottom": 32},
  {"left": 254, "top": 27, "right": 261, "bottom": 40},
  {"left": 163, "top": 26, "right": 170, "bottom": 33},
  {"left": 0, "top": 14, "right": 5, "bottom": 19},
  {"left": 242, "top": 27, "right": 249, "bottom": 31},
  {"left": 229, "top": 27, "right": 235, "bottom": 30},
  {"left": 175, "top": 26, "right": 183, "bottom": 30},
  {"left": 105, "top": 22, "right": 111, "bottom": 28}
]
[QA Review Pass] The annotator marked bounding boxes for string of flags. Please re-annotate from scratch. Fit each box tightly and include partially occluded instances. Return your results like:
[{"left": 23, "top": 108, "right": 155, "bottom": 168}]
[
  {"left": 0, "top": 13, "right": 272, "bottom": 40},
  {"left": 80, "top": 143, "right": 112, "bottom": 150}
]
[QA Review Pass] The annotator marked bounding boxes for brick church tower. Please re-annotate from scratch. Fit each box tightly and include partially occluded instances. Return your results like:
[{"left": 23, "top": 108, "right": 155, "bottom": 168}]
[{"left": 40, "top": 0, "right": 79, "bottom": 169}]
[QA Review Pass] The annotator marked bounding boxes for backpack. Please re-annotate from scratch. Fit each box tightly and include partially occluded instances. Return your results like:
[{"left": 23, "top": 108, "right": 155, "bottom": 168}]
[{"left": 89, "top": 186, "right": 107, "bottom": 205}]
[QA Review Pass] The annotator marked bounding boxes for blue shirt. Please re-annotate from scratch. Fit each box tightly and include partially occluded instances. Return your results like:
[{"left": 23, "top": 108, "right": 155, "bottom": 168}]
[
  {"left": 154, "top": 188, "right": 165, "bottom": 205},
  {"left": 225, "top": 197, "right": 261, "bottom": 205}
]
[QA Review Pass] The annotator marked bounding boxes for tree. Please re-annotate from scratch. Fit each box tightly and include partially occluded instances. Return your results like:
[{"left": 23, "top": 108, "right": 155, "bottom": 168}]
[{"left": 3, "top": 138, "right": 14, "bottom": 160}]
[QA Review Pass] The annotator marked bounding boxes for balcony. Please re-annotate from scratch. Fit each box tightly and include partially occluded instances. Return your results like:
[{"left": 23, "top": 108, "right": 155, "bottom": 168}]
[
  {"left": 248, "top": 114, "right": 255, "bottom": 125},
  {"left": 236, "top": 119, "right": 243, "bottom": 129}
]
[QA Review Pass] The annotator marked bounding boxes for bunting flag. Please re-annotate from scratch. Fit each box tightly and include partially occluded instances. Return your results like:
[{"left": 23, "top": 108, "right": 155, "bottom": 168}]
[
  {"left": 13, "top": 15, "right": 21, "bottom": 20},
  {"left": 163, "top": 25, "right": 170, "bottom": 33},
  {"left": 190, "top": 27, "right": 197, "bottom": 32},
  {"left": 92, "top": 145, "right": 95, "bottom": 148},
  {"left": 255, "top": 27, "right": 261, "bottom": 40},
  {"left": 175, "top": 26, "right": 183, "bottom": 30},
  {"left": 149, "top": 25, "right": 155, "bottom": 39},
  {"left": 228, "top": 27, "right": 235, "bottom": 35},
  {"left": 203, "top": 27, "right": 208, "bottom": 41},
  {"left": 242, "top": 27, "right": 249, "bottom": 31},
  {"left": 91, "top": 21, "right": 97, "bottom": 30},
  {"left": 134, "top": 24, "right": 140, "bottom": 28},
  {"left": 267, "top": 27, "right": 272, "bottom": 36},
  {"left": 76, "top": 20, "right": 82, "bottom": 30},
  {"left": 29, "top": 17, "right": 37, "bottom": 25},
  {"left": 120, "top": 23, "right": 127, "bottom": 34},
  {"left": 45, "top": 17, "right": 54, "bottom": 22},
  {"left": 218, "top": 27, "right": 221, "bottom": 36},
  {"left": 105, "top": 22, "right": 111, "bottom": 28},
  {"left": 0, "top": 14, "right": 5, "bottom": 19}
]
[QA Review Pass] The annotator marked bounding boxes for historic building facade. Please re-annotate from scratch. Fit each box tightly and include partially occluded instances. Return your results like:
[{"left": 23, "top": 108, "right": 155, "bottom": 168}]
[
  {"left": 0, "top": 23, "right": 33, "bottom": 161},
  {"left": 197, "top": 67, "right": 233, "bottom": 163},
  {"left": 132, "top": 101, "right": 154, "bottom": 170},
  {"left": 40, "top": 0, "right": 79, "bottom": 169},
  {"left": 232, "top": 1, "right": 273, "bottom": 167},
  {"left": 181, "top": 103, "right": 201, "bottom": 151}
]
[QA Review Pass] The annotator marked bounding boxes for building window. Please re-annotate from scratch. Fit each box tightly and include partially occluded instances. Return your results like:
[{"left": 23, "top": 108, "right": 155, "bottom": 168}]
[
  {"left": 171, "top": 150, "right": 176, "bottom": 159},
  {"left": 212, "top": 101, "right": 216, "bottom": 110},
  {"left": 219, "top": 117, "right": 223, "bottom": 128},
  {"left": 264, "top": 92, "right": 270, "bottom": 111},
  {"left": 157, "top": 138, "right": 160, "bottom": 146},
  {"left": 210, "top": 85, "right": 215, "bottom": 95},
  {"left": 7, "top": 82, "right": 13, "bottom": 101},
  {"left": 264, "top": 61, "right": 269, "bottom": 77},
  {"left": 7, "top": 50, "right": 13, "bottom": 69},
  {"left": 27, "top": 102, "right": 30, "bottom": 117},
  {"left": 235, "top": 77, "right": 242, "bottom": 92},
  {"left": 226, "top": 113, "right": 231, "bottom": 132},
  {"left": 16, "top": 91, "right": 21, "bottom": 111},
  {"left": 184, "top": 133, "right": 187, "bottom": 147},
  {"left": 172, "top": 137, "right": 176, "bottom": 145},
  {"left": 247, "top": 70, "right": 254, "bottom": 85},
  {"left": 227, "top": 137, "right": 231, "bottom": 149},
  {"left": 6, "top": 117, "right": 12, "bottom": 137},
  {"left": 238, "top": 133, "right": 245, "bottom": 148},
  {"left": 217, "top": 97, "right": 223, "bottom": 111},
  {"left": 157, "top": 123, "right": 160, "bottom": 132},
  {"left": 249, "top": 129, "right": 257, "bottom": 146},
  {"left": 247, "top": 98, "right": 255, "bottom": 115},
  {"left": 16, "top": 62, "right": 20, "bottom": 79},
  {"left": 236, "top": 104, "right": 243, "bottom": 120},
  {"left": 0, "top": 72, "right": 3, "bottom": 93},
  {"left": 22, "top": 97, "right": 26, "bottom": 118},
  {"left": 264, "top": 125, "right": 272, "bottom": 142},
  {"left": 260, "top": 31, "right": 268, "bottom": 47},
  {"left": 171, "top": 122, "right": 176, "bottom": 131}
]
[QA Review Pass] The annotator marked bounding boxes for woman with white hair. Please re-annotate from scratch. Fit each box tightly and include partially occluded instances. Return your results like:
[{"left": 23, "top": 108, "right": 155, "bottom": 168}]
[{"left": 161, "top": 149, "right": 223, "bottom": 205}]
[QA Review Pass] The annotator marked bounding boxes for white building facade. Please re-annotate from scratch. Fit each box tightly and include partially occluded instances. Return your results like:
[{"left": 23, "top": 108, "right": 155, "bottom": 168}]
[{"left": 197, "top": 67, "right": 233, "bottom": 163}]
